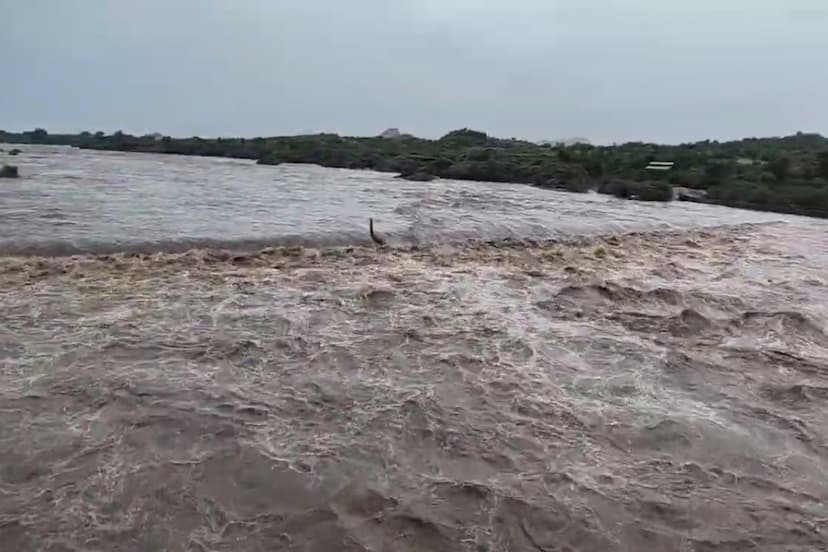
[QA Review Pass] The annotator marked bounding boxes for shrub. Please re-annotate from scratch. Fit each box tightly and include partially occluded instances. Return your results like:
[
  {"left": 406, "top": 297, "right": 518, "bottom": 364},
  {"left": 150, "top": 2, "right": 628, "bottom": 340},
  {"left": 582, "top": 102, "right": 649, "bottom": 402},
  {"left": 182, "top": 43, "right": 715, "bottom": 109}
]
[
  {"left": 598, "top": 179, "right": 631, "bottom": 198},
  {"left": 630, "top": 180, "right": 673, "bottom": 202},
  {"left": 598, "top": 179, "right": 672, "bottom": 202}
]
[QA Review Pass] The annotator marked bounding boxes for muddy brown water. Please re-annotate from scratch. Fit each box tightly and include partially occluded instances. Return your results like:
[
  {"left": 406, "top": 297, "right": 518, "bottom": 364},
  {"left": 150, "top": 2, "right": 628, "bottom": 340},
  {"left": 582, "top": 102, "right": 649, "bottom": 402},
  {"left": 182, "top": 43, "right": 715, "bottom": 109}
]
[{"left": 1, "top": 146, "right": 828, "bottom": 551}]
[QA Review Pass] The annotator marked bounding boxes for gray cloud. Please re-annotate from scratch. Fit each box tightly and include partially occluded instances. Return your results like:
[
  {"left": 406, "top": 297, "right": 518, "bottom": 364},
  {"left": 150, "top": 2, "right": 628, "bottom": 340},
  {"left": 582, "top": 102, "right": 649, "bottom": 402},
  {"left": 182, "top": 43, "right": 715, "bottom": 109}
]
[{"left": 2, "top": 0, "right": 826, "bottom": 143}]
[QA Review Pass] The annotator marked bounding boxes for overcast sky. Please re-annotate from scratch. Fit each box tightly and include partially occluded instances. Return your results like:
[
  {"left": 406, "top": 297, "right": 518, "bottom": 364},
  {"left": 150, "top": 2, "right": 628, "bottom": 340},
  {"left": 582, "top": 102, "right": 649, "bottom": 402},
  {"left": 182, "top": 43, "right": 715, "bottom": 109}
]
[{"left": 2, "top": 0, "right": 827, "bottom": 143}]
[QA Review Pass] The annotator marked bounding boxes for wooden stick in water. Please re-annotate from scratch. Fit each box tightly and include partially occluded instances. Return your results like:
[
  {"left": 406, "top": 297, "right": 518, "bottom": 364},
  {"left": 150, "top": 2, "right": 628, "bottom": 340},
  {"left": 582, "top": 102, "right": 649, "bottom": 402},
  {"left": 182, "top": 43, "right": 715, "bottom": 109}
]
[{"left": 369, "top": 218, "right": 386, "bottom": 245}]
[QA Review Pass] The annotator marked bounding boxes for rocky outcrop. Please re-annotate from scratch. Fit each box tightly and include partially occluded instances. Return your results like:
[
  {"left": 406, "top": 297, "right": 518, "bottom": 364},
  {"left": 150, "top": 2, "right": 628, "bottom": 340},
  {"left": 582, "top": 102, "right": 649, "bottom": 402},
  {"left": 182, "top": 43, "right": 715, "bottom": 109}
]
[
  {"left": 673, "top": 187, "right": 709, "bottom": 202},
  {"left": 397, "top": 172, "right": 435, "bottom": 182},
  {"left": 379, "top": 128, "right": 402, "bottom": 139},
  {"left": 0, "top": 164, "right": 19, "bottom": 178}
]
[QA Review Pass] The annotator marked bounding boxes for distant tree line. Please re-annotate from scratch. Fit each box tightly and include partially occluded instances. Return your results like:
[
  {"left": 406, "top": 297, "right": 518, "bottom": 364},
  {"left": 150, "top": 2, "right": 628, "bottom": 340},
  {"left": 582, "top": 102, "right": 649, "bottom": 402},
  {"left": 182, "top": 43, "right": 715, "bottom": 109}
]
[{"left": 3, "top": 127, "right": 828, "bottom": 216}]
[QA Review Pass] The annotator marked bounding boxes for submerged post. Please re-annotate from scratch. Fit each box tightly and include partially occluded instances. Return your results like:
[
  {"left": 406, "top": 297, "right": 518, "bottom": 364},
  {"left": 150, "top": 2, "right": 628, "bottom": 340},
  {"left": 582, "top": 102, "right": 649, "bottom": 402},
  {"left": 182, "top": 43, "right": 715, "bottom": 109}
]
[{"left": 369, "top": 218, "right": 385, "bottom": 245}]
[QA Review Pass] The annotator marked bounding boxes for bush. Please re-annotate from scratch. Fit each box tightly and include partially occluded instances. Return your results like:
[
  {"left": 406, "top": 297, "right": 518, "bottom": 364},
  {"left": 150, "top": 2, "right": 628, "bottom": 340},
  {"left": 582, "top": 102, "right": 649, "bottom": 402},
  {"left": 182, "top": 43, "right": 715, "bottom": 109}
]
[
  {"left": 598, "top": 179, "right": 672, "bottom": 202},
  {"left": 439, "top": 128, "right": 489, "bottom": 146},
  {"left": 598, "top": 179, "right": 632, "bottom": 198},
  {"left": 391, "top": 157, "right": 420, "bottom": 176},
  {"left": 558, "top": 166, "right": 591, "bottom": 192},
  {"left": 630, "top": 181, "right": 673, "bottom": 202},
  {"left": 0, "top": 164, "right": 19, "bottom": 178}
]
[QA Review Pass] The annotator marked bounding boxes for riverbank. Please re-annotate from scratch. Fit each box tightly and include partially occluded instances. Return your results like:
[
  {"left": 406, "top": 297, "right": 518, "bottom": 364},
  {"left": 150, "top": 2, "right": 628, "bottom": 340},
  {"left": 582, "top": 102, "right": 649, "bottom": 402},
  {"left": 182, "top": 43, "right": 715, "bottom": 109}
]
[
  {"left": 3, "top": 144, "right": 799, "bottom": 259},
  {"left": 4, "top": 128, "right": 827, "bottom": 217}
]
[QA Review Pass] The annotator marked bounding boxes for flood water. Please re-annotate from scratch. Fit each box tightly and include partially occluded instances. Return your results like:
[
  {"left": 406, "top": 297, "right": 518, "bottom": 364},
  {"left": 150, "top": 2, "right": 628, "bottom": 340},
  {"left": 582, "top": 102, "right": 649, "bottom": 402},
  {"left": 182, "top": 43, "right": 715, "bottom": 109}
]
[
  {"left": 1, "top": 145, "right": 828, "bottom": 551},
  {"left": 0, "top": 145, "right": 792, "bottom": 255}
]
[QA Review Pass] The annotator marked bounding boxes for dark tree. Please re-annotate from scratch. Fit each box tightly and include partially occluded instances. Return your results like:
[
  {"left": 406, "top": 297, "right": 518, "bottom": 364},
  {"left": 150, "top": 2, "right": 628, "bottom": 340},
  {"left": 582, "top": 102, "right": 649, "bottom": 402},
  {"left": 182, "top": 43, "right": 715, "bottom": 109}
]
[{"left": 768, "top": 156, "right": 791, "bottom": 180}]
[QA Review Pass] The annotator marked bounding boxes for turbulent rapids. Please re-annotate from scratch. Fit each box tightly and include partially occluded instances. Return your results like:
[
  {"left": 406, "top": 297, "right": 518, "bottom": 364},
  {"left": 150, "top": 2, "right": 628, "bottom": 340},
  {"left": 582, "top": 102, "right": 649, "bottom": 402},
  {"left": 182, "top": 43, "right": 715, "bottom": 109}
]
[{"left": 1, "top": 146, "right": 828, "bottom": 551}]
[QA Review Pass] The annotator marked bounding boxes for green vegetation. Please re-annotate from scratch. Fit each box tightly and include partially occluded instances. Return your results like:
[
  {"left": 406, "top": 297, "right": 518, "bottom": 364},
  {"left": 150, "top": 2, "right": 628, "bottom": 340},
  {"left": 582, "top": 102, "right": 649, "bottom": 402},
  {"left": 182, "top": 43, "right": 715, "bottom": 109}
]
[
  {"left": 3, "top": 127, "right": 828, "bottom": 217},
  {"left": 0, "top": 164, "right": 19, "bottom": 178},
  {"left": 598, "top": 179, "right": 674, "bottom": 202}
]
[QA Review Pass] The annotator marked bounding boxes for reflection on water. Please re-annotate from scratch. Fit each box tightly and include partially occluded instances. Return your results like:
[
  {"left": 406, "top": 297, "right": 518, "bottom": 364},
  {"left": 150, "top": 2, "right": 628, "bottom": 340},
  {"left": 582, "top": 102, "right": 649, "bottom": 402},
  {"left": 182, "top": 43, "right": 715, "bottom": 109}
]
[{"left": 1, "top": 145, "right": 828, "bottom": 551}]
